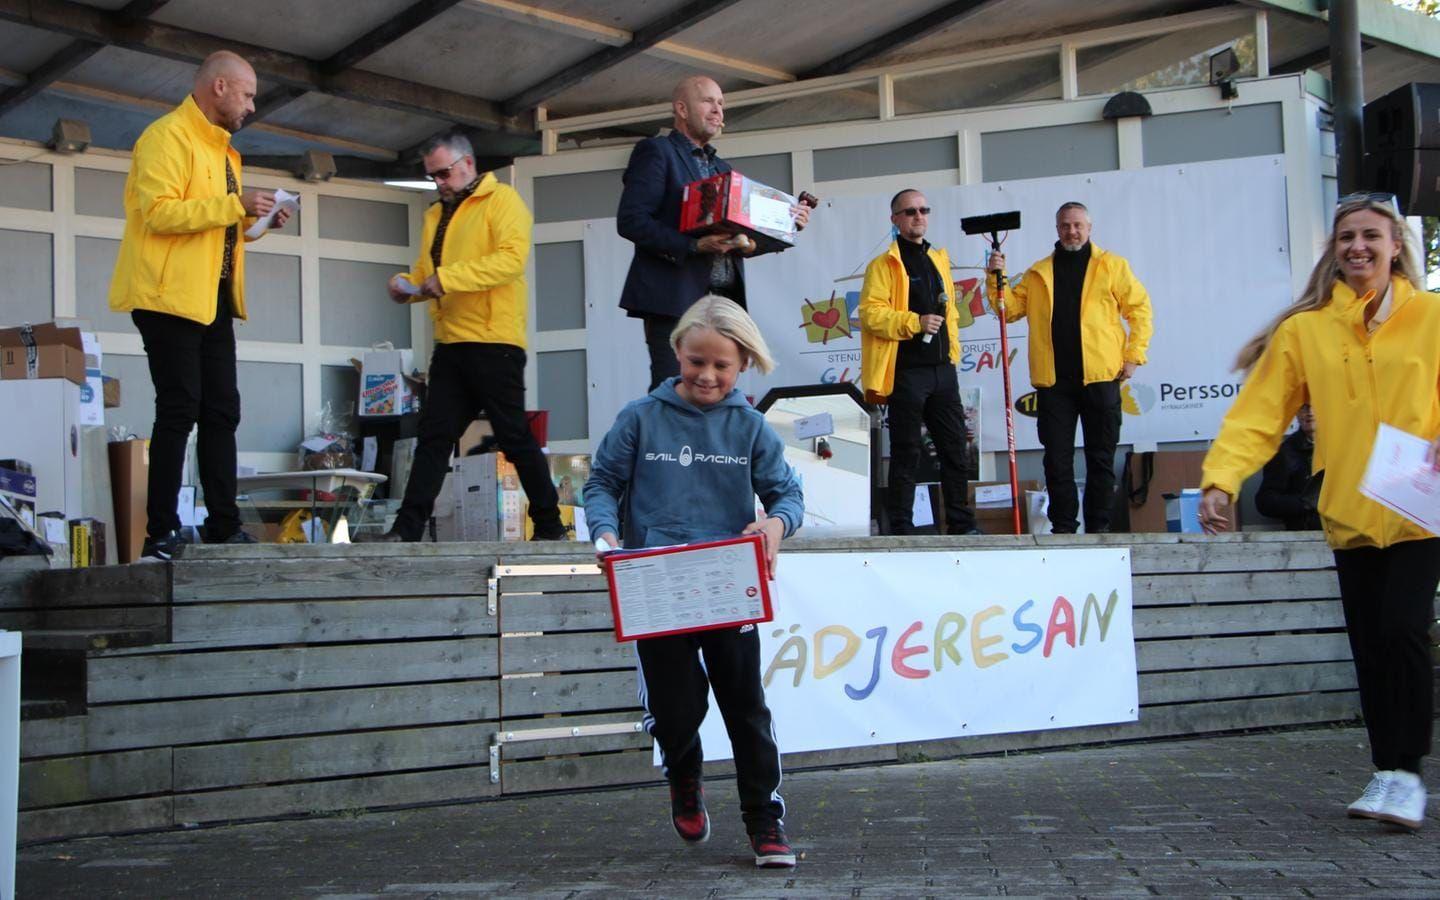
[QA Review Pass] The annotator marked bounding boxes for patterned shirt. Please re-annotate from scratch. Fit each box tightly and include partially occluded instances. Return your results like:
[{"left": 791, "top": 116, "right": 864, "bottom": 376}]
[
  {"left": 691, "top": 143, "right": 736, "bottom": 291},
  {"left": 220, "top": 158, "right": 238, "bottom": 279},
  {"left": 430, "top": 177, "right": 482, "bottom": 271}
]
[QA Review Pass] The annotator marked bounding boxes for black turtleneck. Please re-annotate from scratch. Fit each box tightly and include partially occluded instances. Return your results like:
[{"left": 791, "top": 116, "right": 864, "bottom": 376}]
[
  {"left": 1051, "top": 241, "right": 1091, "bottom": 382},
  {"left": 896, "top": 238, "right": 947, "bottom": 368}
]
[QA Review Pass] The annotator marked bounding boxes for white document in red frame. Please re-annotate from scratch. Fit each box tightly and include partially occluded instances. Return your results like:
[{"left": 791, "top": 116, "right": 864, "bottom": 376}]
[{"left": 602, "top": 533, "right": 773, "bottom": 642}]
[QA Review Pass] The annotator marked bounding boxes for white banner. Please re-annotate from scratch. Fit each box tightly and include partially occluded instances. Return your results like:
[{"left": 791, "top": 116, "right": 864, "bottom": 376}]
[
  {"left": 690, "top": 547, "right": 1136, "bottom": 760},
  {"left": 582, "top": 156, "right": 1292, "bottom": 452}
]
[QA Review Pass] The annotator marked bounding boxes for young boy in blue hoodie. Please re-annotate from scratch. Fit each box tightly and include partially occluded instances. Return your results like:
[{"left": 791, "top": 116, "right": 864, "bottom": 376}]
[{"left": 585, "top": 294, "right": 805, "bottom": 868}]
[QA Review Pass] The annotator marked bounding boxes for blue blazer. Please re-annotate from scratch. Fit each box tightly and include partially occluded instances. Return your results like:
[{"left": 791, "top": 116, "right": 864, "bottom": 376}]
[{"left": 617, "top": 130, "right": 748, "bottom": 319}]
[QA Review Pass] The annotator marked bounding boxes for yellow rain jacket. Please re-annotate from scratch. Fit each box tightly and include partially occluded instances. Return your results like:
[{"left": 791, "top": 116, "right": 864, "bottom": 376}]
[
  {"left": 109, "top": 95, "right": 254, "bottom": 323},
  {"left": 859, "top": 241, "right": 973, "bottom": 403},
  {"left": 994, "top": 242, "right": 1153, "bottom": 387},
  {"left": 1202, "top": 278, "right": 1440, "bottom": 550},
  {"left": 402, "top": 172, "right": 532, "bottom": 347}
]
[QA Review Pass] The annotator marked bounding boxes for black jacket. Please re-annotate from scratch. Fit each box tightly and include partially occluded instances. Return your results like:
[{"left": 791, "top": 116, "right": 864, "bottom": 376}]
[{"left": 1256, "top": 430, "right": 1322, "bottom": 531}]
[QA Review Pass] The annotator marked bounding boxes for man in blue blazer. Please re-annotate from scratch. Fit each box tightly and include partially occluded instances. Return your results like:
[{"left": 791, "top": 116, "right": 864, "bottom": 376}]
[{"left": 617, "top": 75, "right": 809, "bottom": 390}]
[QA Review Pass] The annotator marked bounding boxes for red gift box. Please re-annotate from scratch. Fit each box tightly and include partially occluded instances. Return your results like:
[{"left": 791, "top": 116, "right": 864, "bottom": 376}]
[{"left": 680, "top": 171, "right": 799, "bottom": 253}]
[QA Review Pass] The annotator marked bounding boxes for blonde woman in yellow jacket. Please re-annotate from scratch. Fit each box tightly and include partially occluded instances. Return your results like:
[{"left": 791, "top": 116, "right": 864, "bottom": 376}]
[
  {"left": 1199, "top": 195, "right": 1440, "bottom": 831},
  {"left": 108, "top": 52, "right": 286, "bottom": 561},
  {"left": 360, "top": 134, "right": 563, "bottom": 544},
  {"left": 859, "top": 190, "right": 979, "bottom": 535}
]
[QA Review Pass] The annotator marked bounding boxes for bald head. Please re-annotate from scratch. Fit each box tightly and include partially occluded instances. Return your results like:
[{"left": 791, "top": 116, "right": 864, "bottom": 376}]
[
  {"left": 671, "top": 75, "right": 724, "bottom": 146},
  {"left": 192, "top": 51, "right": 257, "bottom": 132}
]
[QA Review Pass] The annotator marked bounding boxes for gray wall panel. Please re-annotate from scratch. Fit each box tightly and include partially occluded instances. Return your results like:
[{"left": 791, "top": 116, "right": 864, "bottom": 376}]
[
  {"left": 74, "top": 237, "right": 131, "bottom": 334},
  {"left": 982, "top": 121, "right": 1118, "bottom": 181},
  {"left": 729, "top": 153, "right": 792, "bottom": 193},
  {"left": 318, "top": 195, "right": 409, "bottom": 246},
  {"left": 240, "top": 252, "right": 302, "bottom": 344},
  {"left": 321, "top": 363, "right": 359, "bottom": 420},
  {"left": 536, "top": 349, "right": 587, "bottom": 442},
  {"left": 813, "top": 137, "right": 958, "bottom": 182},
  {"left": 237, "top": 361, "right": 302, "bottom": 453},
  {"left": 74, "top": 168, "right": 126, "bottom": 218},
  {"left": 0, "top": 162, "right": 51, "bottom": 211},
  {"left": 534, "top": 242, "right": 585, "bottom": 333},
  {"left": 318, "top": 258, "right": 412, "bottom": 349},
  {"left": 104, "top": 353, "right": 155, "bottom": 440},
  {"left": 0, "top": 229, "right": 54, "bottom": 325},
  {"left": 1142, "top": 103, "right": 1284, "bottom": 167},
  {"left": 533, "top": 168, "right": 624, "bottom": 224}
]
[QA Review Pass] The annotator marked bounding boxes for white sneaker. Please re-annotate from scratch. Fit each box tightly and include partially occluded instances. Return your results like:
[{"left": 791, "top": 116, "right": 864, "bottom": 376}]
[
  {"left": 1347, "top": 770, "right": 1394, "bottom": 819},
  {"left": 1376, "top": 770, "right": 1427, "bottom": 829}
]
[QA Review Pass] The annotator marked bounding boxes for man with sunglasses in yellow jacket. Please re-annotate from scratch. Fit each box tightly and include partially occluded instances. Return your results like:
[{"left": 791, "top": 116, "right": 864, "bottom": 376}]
[
  {"left": 109, "top": 51, "right": 288, "bottom": 561},
  {"left": 364, "top": 133, "right": 563, "bottom": 543},
  {"left": 860, "top": 189, "right": 980, "bottom": 536},
  {"left": 987, "top": 202, "right": 1153, "bottom": 534}
]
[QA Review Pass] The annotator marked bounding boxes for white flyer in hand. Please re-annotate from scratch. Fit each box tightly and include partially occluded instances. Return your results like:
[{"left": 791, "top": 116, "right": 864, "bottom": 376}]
[
  {"left": 1359, "top": 422, "right": 1440, "bottom": 535},
  {"left": 244, "top": 188, "right": 301, "bottom": 239},
  {"left": 393, "top": 274, "right": 424, "bottom": 296}
]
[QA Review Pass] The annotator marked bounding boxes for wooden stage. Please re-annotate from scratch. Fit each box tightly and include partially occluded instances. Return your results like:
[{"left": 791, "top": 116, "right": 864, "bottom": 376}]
[{"left": 2, "top": 532, "right": 1362, "bottom": 844}]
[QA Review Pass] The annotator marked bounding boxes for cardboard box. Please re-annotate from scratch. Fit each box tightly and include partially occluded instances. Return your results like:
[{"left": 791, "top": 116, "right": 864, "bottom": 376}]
[
  {"left": 356, "top": 348, "right": 418, "bottom": 417},
  {"left": 967, "top": 479, "right": 1043, "bottom": 534},
  {"left": 449, "top": 452, "right": 501, "bottom": 542},
  {"left": 102, "top": 374, "right": 121, "bottom": 408},
  {"left": 1164, "top": 489, "right": 1203, "bottom": 533},
  {"left": 0, "top": 379, "right": 84, "bottom": 519},
  {"left": 37, "top": 511, "right": 68, "bottom": 559},
  {"left": 0, "top": 322, "right": 86, "bottom": 386},
  {"left": 0, "top": 464, "right": 36, "bottom": 529},
  {"left": 109, "top": 439, "right": 148, "bottom": 564},
  {"left": 68, "top": 517, "right": 106, "bottom": 568},
  {"left": 680, "top": 171, "right": 799, "bottom": 253}
]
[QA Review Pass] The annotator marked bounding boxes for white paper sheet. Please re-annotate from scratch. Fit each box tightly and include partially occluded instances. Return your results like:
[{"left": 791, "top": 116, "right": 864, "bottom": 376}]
[
  {"left": 244, "top": 189, "right": 301, "bottom": 239},
  {"left": 393, "top": 275, "right": 423, "bottom": 296},
  {"left": 1359, "top": 423, "right": 1440, "bottom": 535}
]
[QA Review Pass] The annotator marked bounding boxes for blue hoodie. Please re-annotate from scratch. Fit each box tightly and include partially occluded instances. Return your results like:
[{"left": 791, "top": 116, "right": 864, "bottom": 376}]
[{"left": 584, "top": 378, "right": 804, "bottom": 549}]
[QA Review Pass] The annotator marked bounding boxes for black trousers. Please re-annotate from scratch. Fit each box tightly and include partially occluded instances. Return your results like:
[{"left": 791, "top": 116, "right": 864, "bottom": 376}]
[
  {"left": 636, "top": 626, "right": 785, "bottom": 833},
  {"left": 131, "top": 287, "right": 240, "bottom": 542},
  {"left": 392, "top": 342, "right": 560, "bottom": 541},
  {"left": 886, "top": 364, "right": 976, "bottom": 534},
  {"left": 642, "top": 315, "right": 680, "bottom": 393},
  {"left": 1333, "top": 538, "right": 1440, "bottom": 775},
  {"left": 1036, "top": 378, "right": 1122, "bottom": 533}
]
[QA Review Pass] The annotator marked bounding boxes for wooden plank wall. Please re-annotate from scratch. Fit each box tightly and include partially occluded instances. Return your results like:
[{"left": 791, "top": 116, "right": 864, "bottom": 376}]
[{"left": 12, "top": 534, "right": 1368, "bottom": 843}]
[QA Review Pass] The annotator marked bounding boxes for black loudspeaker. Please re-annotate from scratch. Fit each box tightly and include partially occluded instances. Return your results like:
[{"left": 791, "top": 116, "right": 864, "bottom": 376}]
[
  {"left": 1363, "top": 148, "right": 1440, "bottom": 216},
  {"left": 1363, "top": 82, "right": 1440, "bottom": 153}
]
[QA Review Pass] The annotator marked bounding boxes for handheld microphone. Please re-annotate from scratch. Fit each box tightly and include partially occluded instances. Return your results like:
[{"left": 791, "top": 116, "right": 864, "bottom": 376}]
[{"left": 921, "top": 288, "right": 945, "bottom": 344}]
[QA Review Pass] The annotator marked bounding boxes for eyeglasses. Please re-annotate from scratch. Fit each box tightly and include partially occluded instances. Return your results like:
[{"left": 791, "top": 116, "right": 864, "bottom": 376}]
[
  {"left": 894, "top": 206, "right": 931, "bottom": 217},
  {"left": 425, "top": 157, "right": 468, "bottom": 181}
]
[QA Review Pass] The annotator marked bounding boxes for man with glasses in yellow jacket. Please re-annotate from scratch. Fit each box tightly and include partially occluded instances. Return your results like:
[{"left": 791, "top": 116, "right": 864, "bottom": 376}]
[
  {"left": 109, "top": 51, "right": 288, "bottom": 561},
  {"left": 987, "top": 202, "right": 1153, "bottom": 534},
  {"left": 363, "top": 133, "right": 564, "bottom": 543}
]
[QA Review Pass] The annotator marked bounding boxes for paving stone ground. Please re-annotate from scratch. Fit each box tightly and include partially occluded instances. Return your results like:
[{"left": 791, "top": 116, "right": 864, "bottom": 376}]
[{"left": 19, "top": 724, "right": 1440, "bottom": 898}]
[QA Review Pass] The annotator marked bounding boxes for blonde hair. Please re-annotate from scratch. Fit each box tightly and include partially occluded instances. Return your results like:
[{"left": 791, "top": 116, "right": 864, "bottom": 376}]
[
  {"left": 1234, "top": 196, "right": 1422, "bottom": 370},
  {"left": 670, "top": 294, "right": 776, "bottom": 374}
]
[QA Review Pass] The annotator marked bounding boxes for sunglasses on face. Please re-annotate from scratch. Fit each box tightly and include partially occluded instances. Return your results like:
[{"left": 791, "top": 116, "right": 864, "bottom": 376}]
[
  {"left": 1337, "top": 191, "right": 1398, "bottom": 210},
  {"left": 426, "top": 157, "right": 468, "bottom": 181},
  {"left": 894, "top": 206, "right": 931, "bottom": 217}
]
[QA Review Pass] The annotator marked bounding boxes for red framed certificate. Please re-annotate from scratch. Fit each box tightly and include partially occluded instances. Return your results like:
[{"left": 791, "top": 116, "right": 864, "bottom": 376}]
[{"left": 603, "top": 533, "right": 773, "bottom": 642}]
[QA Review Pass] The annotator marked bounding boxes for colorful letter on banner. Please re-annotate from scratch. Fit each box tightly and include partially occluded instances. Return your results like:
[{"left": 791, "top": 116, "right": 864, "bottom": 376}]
[{"left": 687, "top": 548, "right": 1137, "bottom": 761}]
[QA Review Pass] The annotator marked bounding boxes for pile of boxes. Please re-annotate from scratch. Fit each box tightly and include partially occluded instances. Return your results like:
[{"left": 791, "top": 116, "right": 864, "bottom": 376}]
[{"left": 0, "top": 320, "right": 127, "bottom": 566}]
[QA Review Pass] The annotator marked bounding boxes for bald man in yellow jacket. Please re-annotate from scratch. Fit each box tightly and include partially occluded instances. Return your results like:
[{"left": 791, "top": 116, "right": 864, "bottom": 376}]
[{"left": 109, "top": 51, "right": 288, "bottom": 561}]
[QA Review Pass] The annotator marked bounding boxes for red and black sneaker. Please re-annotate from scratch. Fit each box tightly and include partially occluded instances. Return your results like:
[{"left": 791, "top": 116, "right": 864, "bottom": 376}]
[
  {"left": 750, "top": 824, "right": 796, "bottom": 868},
  {"left": 669, "top": 775, "right": 710, "bottom": 844}
]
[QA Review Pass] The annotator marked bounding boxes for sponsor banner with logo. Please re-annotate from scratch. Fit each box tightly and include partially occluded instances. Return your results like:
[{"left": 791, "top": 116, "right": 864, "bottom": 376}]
[
  {"left": 679, "top": 547, "right": 1137, "bottom": 761},
  {"left": 581, "top": 155, "right": 1291, "bottom": 451}
]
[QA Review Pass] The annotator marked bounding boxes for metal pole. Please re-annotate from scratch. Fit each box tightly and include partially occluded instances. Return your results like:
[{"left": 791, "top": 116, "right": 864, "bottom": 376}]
[{"left": 1329, "top": 0, "right": 1365, "bottom": 193}]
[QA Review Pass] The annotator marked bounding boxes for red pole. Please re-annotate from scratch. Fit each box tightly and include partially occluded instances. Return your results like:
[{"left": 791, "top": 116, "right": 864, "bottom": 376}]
[{"left": 991, "top": 250, "right": 1023, "bottom": 535}]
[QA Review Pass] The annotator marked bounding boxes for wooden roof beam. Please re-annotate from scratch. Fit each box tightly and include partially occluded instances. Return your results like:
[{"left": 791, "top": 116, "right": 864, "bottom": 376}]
[{"left": 801, "top": 0, "right": 1004, "bottom": 79}]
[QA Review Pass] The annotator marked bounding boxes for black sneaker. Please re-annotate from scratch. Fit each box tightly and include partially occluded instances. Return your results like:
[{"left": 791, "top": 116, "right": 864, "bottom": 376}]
[
  {"left": 530, "top": 521, "right": 568, "bottom": 542},
  {"left": 750, "top": 823, "right": 796, "bottom": 868},
  {"left": 138, "top": 530, "right": 188, "bottom": 563},
  {"left": 354, "top": 529, "right": 408, "bottom": 543},
  {"left": 221, "top": 530, "right": 259, "bottom": 544},
  {"left": 669, "top": 775, "right": 710, "bottom": 844}
]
